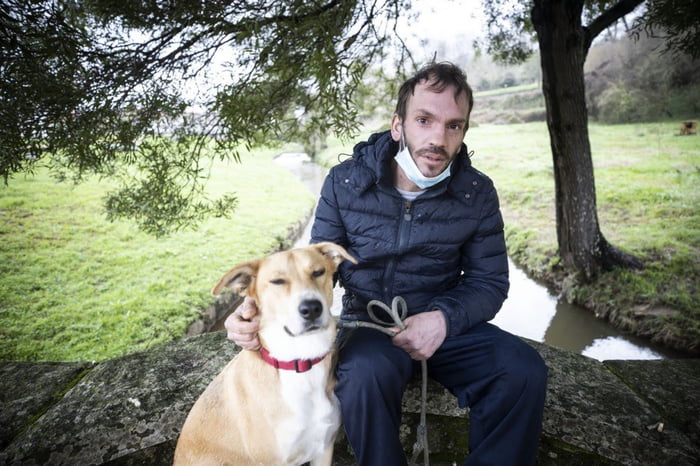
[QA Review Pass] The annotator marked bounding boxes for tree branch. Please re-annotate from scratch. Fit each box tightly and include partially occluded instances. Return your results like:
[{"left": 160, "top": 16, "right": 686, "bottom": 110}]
[
  {"left": 219, "top": 0, "right": 344, "bottom": 33},
  {"left": 584, "top": 0, "right": 644, "bottom": 51}
]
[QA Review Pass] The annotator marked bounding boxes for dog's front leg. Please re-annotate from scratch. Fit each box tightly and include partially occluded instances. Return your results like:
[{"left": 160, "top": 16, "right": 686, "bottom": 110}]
[{"left": 310, "top": 444, "right": 334, "bottom": 466}]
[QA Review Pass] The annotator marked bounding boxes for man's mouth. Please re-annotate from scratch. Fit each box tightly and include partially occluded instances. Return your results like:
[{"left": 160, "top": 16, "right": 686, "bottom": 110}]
[
  {"left": 424, "top": 153, "right": 445, "bottom": 163},
  {"left": 417, "top": 147, "right": 448, "bottom": 163}
]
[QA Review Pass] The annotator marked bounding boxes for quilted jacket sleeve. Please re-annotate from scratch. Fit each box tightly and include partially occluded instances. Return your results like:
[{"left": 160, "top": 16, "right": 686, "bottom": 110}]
[
  {"left": 427, "top": 183, "right": 510, "bottom": 337},
  {"left": 310, "top": 166, "right": 347, "bottom": 248}
]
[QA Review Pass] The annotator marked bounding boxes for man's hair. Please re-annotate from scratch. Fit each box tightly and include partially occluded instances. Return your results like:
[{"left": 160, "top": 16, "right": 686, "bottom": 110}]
[{"left": 394, "top": 61, "right": 474, "bottom": 131}]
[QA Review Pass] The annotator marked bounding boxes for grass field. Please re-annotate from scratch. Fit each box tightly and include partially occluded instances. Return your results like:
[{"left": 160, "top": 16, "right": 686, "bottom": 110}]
[
  {"left": 0, "top": 148, "right": 315, "bottom": 361},
  {"left": 1, "top": 121, "right": 698, "bottom": 361},
  {"left": 474, "top": 82, "right": 541, "bottom": 98}
]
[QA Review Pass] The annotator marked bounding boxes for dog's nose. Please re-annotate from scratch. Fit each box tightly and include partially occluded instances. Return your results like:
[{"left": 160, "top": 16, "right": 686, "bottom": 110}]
[{"left": 298, "top": 299, "right": 323, "bottom": 321}]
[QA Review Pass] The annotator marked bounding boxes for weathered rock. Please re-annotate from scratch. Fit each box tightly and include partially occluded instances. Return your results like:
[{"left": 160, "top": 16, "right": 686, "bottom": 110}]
[
  {"left": 0, "top": 332, "right": 237, "bottom": 465},
  {"left": 604, "top": 358, "right": 700, "bottom": 446},
  {"left": 0, "top": 361, "right": 93, "bottom": 450},
  {"left": 1, "top": 333, "right": 698, "bottom": 465},
  {"left": 534, "top": 342, "right": 697, "bottom": 465}
]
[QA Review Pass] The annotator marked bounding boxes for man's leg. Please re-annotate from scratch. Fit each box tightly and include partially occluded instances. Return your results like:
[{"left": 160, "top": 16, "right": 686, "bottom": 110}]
[
  {"left": 429, "top": 323, "right": 548, "bottom": 466},
  {"left": 335, "top": 327, "right": 415, "bottom": 466}
]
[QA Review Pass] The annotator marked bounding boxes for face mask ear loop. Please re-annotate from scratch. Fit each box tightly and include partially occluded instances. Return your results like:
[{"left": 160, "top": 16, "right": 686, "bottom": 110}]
[{"left": 398, "top": 120, "right": 407, "bottom": 153}]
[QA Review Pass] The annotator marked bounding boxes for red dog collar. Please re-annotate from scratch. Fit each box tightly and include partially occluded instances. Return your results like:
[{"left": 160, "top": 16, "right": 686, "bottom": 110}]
[{"left": 259, "top": 347, "right": 328, "bottom": 373}]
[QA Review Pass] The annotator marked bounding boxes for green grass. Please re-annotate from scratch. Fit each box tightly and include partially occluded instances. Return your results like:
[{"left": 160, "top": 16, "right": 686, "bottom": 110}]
[
  {"left": 474, "top": 82, "right": 541, "bottom": 98},
  {"left": 319, "top": 121, "right": 700, "bottom": 351},
  {"left": 0, "top": 148, "right": 315, "bottom": 362}
]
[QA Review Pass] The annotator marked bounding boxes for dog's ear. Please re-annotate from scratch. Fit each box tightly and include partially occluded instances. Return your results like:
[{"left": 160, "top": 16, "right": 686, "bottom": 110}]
[
  {"left": 311, "top": 242, "right": 358, "bottom": 270},
  {"left": 211, "top": 260, "right": 260, "bottom": 297}
]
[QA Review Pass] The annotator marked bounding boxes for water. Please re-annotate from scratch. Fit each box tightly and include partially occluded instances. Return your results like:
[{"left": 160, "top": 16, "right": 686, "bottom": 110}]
[
  {"left": 275, "top": 152, "right": 677, "bottom": 361},
  {"left": 492, "top": 263, "right": 677, "bottom": 360}
]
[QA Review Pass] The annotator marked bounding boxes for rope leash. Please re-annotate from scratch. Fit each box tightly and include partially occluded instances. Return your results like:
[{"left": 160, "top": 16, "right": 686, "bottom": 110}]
[{"left": 339, "top": 296, "right": 430, "bottom": 466}]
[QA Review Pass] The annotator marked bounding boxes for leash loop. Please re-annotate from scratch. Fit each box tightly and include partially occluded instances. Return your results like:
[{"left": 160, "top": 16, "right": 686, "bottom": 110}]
[{"left": 366, "top": 296, "right": 408, "bottom": 332}]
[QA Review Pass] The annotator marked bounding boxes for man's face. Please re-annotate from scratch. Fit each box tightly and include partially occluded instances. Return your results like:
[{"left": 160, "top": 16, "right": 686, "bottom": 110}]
[{"left": 391, "top": 80, "right": 469, "bottom": 178}]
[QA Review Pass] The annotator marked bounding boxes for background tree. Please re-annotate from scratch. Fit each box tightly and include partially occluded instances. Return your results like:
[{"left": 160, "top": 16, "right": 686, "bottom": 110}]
[
  {"left": 480, "top": 0, "right": 699, "bottom": 280},
  {"left": 532, "top": 0, "right": 645, "bottom": 280}
]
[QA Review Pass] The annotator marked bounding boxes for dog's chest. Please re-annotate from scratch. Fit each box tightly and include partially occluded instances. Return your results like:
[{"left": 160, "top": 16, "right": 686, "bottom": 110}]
[{"left": 275, "top": 370, "right": 340, "bottom": 463}]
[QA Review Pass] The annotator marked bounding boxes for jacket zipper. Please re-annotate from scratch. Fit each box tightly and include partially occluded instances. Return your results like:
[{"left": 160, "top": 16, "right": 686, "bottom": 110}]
[
  {"left": 383, "top": 200, "right": 413, "bottom": 303},
  {"left": 403, "top": 201, "right": 413, "bottom": 221}
]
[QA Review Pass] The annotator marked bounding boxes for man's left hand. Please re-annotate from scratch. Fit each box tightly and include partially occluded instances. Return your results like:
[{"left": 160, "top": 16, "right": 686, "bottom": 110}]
[{"left": 391, "top": 310, "right": 447, "bottom": 360}]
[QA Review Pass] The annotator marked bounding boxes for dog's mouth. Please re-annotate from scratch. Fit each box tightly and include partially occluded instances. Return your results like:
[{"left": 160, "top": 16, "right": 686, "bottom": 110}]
[{"left": 284, "top": 323, "right": 323, "bottom": 337}]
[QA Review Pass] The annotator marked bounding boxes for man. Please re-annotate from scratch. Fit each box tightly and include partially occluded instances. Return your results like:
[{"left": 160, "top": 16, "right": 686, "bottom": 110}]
[{"left": 226, "top": 62, "right": 548, "bottom": 465}]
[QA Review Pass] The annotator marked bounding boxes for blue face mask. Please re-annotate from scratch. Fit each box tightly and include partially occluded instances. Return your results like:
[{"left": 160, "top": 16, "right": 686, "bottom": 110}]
[{"left": 394, "top": 131, "right": 452, "bottom": 189}]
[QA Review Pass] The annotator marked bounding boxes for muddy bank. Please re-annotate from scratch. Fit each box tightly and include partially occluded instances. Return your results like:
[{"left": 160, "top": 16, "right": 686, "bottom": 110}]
[{"left": 524, "top": 261, "right": 698, "bottom": 356}]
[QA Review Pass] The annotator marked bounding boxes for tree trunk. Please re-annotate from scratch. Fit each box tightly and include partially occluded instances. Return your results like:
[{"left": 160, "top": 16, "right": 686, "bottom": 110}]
[{"left": 531, "top": 0, "right": 641, "bottom": 281}]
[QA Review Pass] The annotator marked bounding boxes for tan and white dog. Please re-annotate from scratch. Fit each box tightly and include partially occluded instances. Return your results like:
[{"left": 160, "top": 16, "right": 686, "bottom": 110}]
[{"left": 174, "top": 242, "right": 356, "bottom": 466}]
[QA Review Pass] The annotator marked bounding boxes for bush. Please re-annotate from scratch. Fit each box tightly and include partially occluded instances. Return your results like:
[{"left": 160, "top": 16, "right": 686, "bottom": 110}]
[
  {"left": 596, "top": 85, "right": 650, "bottom": 123},
  {"left": 586, "top": 35, "right": 700, "bottom": 123}
]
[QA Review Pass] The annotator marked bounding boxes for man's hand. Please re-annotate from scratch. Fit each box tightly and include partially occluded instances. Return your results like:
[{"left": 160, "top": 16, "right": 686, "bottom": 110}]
[
  {"left": 224, "top": 297, "right": 261, "bottom": 350},
  {"left": 391, "top": 310, "right": 447, "bottom": 360}
]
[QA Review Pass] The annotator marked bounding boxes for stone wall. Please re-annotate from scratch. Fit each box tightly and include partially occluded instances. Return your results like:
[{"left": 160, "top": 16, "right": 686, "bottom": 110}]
[{"left": 1, "top": 332, "right": 698, "bottom": 465}]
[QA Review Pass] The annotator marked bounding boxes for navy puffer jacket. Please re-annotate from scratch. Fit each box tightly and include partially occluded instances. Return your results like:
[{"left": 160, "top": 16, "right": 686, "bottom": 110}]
[{"left": 311, "top": 130, "right": 509, "bottom": 337}]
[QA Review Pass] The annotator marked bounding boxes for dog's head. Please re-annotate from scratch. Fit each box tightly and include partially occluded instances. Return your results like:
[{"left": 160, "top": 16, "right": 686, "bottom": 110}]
[{"left": 212, "top": 242, "right": 356, "bottom": 348}]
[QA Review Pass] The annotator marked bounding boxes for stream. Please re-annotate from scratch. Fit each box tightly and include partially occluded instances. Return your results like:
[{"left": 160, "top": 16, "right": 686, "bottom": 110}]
[{"left": 274, "top": 152, "right": 680, "bottom": 361}]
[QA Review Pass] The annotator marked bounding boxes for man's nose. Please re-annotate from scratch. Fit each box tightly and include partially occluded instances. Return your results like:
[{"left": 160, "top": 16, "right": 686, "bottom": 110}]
[{"left": 428, "top": 125, "right": 448, "bottom": 149}]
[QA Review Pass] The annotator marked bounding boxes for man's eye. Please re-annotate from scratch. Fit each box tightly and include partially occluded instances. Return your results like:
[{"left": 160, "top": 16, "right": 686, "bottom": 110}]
[
  {"left": 312, "top": 268, "right": 326, "bottom": 278},
  {"left": 417, "top": 117, "right": 428, "bottom": 124},
  {"left": 270, "top": 278, "right": 286, "bottom": 285}
]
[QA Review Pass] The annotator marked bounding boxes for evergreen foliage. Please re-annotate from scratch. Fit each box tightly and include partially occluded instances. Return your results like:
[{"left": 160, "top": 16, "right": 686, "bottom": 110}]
[{"left": 1, "top": 0, "right": 405, "bottom": 234}]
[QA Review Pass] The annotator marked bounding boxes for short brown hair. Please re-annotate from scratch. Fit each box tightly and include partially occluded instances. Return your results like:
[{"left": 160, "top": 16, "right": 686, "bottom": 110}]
[{"left": 394, "top": 61, "right": 474, "bottom": 131}]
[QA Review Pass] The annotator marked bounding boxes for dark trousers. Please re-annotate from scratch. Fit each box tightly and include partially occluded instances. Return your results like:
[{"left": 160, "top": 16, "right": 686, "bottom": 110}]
[{"left": 335, "top": 322, "right": 548, "bottom": 466}]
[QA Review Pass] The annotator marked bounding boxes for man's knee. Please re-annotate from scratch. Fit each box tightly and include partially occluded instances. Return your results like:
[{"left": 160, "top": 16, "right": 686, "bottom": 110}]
[{"left": 503, "top": 341, "right": 548, "bottom": 399}]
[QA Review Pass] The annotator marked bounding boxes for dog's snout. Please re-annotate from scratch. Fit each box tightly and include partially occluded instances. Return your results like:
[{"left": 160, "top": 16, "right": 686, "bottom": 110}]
[{"left": 299, "top": 299, "right": 323, "bottom": 321}]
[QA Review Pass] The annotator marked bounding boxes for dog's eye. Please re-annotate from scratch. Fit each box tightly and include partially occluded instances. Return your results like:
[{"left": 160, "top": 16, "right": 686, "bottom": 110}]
[
  {"left": 312, "top": 268, "right": 326, "bottom": 278},
  {"left": 270, "top": 278, "right": 286, "bottom": 285}
]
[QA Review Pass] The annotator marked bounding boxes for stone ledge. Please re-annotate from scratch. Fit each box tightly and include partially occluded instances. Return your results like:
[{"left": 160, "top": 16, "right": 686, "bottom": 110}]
[
  {"left": 0, "top": 361, "right": 94, "bottom": 451},
  {"left": 1, "top": 332, "right": 698, "bottom": 465}
]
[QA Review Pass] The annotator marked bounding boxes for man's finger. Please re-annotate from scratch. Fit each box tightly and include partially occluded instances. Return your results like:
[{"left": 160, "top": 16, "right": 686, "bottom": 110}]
[{"left": 237, "top": 297, "right": 259, "bottom": 320}]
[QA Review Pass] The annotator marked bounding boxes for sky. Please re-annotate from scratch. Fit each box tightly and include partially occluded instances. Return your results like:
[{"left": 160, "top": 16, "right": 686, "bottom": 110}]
[
  {"left": 406, "top": 0, "right": 487, "bottom": 39},
  {"left": 398, "top": 0, "right": 488, "bottom": 61}
]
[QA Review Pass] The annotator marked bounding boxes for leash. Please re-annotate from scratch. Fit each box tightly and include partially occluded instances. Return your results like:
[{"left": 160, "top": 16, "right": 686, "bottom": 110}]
[{"left": 339, "top": 296, "right": 430, "bottom": 466}]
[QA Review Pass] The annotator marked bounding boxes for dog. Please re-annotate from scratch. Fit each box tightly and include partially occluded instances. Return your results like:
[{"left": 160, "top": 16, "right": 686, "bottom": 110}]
[{"left": 174, "top": 242, "right": 356, "bottom": 466}]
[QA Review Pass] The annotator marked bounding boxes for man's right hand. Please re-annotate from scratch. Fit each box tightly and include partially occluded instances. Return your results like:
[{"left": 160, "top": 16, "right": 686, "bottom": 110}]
[{"left": 224, "top": 297, "right": 261, "bottom": 350}]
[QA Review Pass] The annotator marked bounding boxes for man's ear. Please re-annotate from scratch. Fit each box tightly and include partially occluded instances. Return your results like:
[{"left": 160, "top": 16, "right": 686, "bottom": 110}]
[
  {"left": 211, "top": 260, "right": 260, "bottom": 297},
  {"left": 390, "top": 113, "right": 402, "bottom": 142}
]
